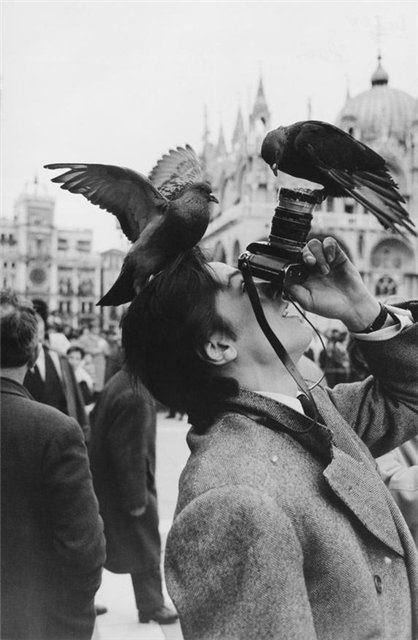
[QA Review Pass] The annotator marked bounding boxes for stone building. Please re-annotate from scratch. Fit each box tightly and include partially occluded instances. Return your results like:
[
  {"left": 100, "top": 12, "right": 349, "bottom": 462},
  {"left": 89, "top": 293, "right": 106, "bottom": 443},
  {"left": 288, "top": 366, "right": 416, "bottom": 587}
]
[
  {"left": 0, "top": 178, "right": 126, "bottom": 330},
  {"left": 201, "top": 56, "right": 418, "bottom": 304}
]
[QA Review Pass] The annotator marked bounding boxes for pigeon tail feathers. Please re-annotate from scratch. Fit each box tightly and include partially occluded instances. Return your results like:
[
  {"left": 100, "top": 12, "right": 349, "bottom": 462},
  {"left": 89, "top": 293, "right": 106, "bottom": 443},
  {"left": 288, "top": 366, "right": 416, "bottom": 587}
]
[{"left": 97, "top": 270, "right": 137, "bottom": 306}]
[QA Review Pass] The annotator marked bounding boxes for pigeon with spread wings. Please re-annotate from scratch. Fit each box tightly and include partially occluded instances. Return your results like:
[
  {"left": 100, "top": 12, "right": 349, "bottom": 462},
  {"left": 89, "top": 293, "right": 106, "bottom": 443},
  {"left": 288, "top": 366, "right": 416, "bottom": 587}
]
[
  {"left": 261, "top": 120, "right": 416, "bottom": 237},
  {"left": 45, "top": 146, "right": 218, "bottom": 306}
]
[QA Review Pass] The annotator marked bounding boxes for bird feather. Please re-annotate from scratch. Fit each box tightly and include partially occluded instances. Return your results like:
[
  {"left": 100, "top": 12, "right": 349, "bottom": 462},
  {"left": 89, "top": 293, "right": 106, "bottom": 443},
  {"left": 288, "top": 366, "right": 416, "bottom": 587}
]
[
  {"left": 44, "top": 163, "right": 168, "bottom": 242},
  {"left": 148, "top": 145, "right": 203, "bottom": 199},
  {"left": 327, "top": 168, "right": 415, "bottom": 236},
  {"left": 302, "top": 142, "right": 416, "bottom": 235}
]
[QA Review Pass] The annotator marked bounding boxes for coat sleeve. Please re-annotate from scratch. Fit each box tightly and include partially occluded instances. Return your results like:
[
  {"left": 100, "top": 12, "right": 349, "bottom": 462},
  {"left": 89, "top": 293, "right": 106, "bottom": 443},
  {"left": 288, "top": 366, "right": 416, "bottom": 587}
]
[
  {"left": 106, "top": 390, "right": 155, "bottom": 512},
  {"left": 377, "top": 439, "right": 418, "bottom": 530},
  {"left": 42, "top": 417, "right": 106, "bottom": 594},
  {"left": 59, "top": 355, "right": 90, "bottom": 442},
  {"left": 327, "top": 322, "right": 418, "bottom": 457},
  {"left": 165, "top": 485, "right": 317, "bottom": 640}
]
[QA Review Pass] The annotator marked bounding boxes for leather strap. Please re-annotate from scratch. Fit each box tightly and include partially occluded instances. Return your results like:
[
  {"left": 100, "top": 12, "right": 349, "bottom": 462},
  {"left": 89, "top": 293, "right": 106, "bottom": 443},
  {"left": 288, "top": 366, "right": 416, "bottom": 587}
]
[{"left": 239, "top": 255, "right": 319, "bottom": 428}]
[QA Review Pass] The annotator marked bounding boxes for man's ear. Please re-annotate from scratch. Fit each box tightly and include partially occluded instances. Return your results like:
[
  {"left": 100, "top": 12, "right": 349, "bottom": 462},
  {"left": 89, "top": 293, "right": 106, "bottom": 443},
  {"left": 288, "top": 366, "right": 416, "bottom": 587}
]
[
  {"left": 197, "top": 332, "right": 237, "bottom": 366},
  {"left": 27, "top": 342, "right": 40, "bottom": 369}
]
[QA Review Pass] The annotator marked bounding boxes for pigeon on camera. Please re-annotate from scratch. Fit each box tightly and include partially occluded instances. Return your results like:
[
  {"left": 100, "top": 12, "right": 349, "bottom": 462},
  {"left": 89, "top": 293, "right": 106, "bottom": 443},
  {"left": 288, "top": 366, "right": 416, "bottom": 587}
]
[
  {"left": 261, "top": 120, "right": 415, "bottom": 236},
  {"left": 45, "top": 146, "right": 218, "bottom": 306}
]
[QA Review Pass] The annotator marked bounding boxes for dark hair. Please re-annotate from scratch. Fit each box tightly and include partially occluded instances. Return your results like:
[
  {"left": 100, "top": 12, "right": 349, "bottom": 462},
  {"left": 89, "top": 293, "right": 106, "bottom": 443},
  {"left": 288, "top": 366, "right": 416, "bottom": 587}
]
[
  {"left": 122, "top": 248, "right": 238, "bottom": 421},
  {"left": 67, "top": 345, "right": 85, "bottom": 359},
  {"left": 31, "top": 298, "right": 48, "bottom": 326},
  {"left": 1, "top": 290, "right": 39, "bottom": 368}
]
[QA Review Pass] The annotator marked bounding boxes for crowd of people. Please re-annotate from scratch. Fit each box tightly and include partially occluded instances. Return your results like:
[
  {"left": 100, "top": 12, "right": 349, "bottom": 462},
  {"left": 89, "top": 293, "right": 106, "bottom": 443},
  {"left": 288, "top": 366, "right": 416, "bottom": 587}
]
[
  {"left": 1, "top": 235, "right": 417, "bottom": 640},
  {"left": 1, "top": 293, "right": 178, "bottom": 640}
]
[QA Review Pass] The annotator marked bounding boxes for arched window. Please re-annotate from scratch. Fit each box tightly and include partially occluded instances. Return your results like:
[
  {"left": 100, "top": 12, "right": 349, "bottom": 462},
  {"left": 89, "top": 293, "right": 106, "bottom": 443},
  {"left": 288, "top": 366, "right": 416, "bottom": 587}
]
[
  {"left": 370, "top": 239, "right": 414, "bottom": 271},
  {"left": 375, "top": 276, "right": 397, "bottom": 298}
]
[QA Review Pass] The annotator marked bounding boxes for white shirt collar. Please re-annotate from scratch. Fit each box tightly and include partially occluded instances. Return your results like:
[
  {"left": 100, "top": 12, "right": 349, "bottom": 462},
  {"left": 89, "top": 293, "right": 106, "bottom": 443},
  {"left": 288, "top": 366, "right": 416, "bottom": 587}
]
[{"left": 256, "top": 390, "right": 305, "bottom": 415}]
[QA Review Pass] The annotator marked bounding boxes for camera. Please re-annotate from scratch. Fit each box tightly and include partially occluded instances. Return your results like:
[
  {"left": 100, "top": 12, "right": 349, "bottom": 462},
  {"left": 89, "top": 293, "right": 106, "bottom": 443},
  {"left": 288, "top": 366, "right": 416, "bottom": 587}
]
[{"left": 238, "top": 187, "right": 321, "bottom": 290}]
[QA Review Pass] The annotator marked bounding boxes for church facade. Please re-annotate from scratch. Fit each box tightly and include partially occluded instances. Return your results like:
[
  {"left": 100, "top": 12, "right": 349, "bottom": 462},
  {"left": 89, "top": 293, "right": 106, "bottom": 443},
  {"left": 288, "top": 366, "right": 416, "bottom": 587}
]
[{"left": 200, "top": 57, "right": 418, "bottom": 305}]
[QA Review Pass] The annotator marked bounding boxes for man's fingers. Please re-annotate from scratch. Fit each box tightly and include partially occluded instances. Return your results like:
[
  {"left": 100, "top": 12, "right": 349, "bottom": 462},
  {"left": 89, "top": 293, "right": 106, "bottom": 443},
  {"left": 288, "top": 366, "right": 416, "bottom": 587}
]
[
  {"left": 303, "top": 239, "right": 329, "bottom": 275},
  {"left": 323, "top": 237, "right": 336, "bottom": 263},
  {"left": 323, "top": 237, "right": 348, "bottom": 266},
  {"left": 303, "top": 237, "right": 347, "bottom": 274}
]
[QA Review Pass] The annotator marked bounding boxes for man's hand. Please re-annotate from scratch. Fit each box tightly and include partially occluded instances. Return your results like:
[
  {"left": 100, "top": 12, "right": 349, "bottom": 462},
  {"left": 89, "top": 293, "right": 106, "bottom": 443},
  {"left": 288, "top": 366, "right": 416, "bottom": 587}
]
[{"left": 288, "top": 237, "right": 380, "bottom": 331}]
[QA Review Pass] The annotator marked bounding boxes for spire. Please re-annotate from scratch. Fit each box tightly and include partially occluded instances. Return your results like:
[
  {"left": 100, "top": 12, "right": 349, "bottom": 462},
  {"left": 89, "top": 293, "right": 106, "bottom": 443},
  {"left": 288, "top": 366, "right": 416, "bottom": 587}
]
[
  {"left": 217, "top": 124, "right": 227, "bottom": 156},
  {"left": 307, "top": 98, "right": 312, "bottom": 120},
  {"left": 202, "top": 104, "right": 210, "bottom": 147},
  {"left": 344, "top": 73, "right": 351, "bottom": 103},
  {"left": 371, "top": 54, "right": 389, "bottom": 86},
  {"left": 232, "top": 107, "right": 245, "bottom": 148},
  {"left": 250, "top": 75, "right": 270, "bottom": 127}
]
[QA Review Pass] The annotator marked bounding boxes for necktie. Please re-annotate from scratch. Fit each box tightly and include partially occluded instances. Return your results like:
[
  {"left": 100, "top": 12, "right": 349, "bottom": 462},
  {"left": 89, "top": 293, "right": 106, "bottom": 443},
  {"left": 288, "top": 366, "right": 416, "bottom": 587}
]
[{"left": 30, "top": 364, "right": 43, "bottom": 383}]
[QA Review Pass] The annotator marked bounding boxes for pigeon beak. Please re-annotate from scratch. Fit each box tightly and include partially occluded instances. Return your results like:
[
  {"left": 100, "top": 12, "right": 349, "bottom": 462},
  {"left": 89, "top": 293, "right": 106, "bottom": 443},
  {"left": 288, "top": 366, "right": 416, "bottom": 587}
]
[
  {"left": 270, "top": 163, "right": 278, "bottom": 177},
  {"left": 209, "top": 193, "right": 219, "bottom": 203}
]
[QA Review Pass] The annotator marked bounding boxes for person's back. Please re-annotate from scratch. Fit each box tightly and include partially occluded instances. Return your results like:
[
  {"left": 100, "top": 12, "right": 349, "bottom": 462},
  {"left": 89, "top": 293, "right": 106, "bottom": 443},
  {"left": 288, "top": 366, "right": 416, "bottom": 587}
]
[
  {"left": 0, "top": 290, "right": 105, "bottom": 640},
  {"left": 89, "top": 369, "right": 178, "bottom": 625},
  {"left": 1, "top": 379, "right": 105, "bottom": 640}
]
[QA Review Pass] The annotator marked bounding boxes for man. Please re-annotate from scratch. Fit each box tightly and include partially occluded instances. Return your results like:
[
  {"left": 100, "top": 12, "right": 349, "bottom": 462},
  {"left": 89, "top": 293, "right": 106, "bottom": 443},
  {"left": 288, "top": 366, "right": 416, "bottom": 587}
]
[
  {"left": 24, "top": 313, "right": 90, "bottom": 441},
  {"left": 0, "top": 290, "right": 106, "bottom": 640},
  {"left": 89, "top": 368, "right": 178, "bottom": 625},
  {"left": 121, "top": 237, "right": 418, "bottom": 640}
]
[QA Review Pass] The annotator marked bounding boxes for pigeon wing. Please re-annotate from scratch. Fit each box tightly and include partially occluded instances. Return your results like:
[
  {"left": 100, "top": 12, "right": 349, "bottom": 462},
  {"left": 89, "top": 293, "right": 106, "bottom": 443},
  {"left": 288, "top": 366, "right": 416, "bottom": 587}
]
[
  {"left": 293, "top": 122, "right": 415, "bottom": 235},
  {"left": 148, "top": 145, "right": 203, "bottom": 199},
  {"left": 44, "top": 163, "right": 168, "bottom": 242}
]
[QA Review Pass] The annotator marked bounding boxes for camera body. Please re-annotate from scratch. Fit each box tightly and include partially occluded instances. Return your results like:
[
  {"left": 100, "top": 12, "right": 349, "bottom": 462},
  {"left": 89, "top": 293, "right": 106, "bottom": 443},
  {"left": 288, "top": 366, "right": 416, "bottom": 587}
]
[{"left": 238, "top": 187, "right": 321, "bottom": 289}]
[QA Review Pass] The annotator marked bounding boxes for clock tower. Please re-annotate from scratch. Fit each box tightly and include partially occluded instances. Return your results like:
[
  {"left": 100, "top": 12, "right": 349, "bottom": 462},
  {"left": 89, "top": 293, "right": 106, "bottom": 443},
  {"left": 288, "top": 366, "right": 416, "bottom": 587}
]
[{"left": 14, "top": 177, "right": 58, "bottom": 301}]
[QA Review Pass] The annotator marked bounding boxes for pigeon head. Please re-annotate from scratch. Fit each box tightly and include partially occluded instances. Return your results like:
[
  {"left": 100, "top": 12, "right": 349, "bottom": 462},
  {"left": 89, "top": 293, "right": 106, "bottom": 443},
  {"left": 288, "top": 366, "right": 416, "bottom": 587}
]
[
  {"left": 261, "top": 127, "right": 287, "bottom": 176},
  {"left": 186, "top": 182, "right": 218, "bottom": 204}
]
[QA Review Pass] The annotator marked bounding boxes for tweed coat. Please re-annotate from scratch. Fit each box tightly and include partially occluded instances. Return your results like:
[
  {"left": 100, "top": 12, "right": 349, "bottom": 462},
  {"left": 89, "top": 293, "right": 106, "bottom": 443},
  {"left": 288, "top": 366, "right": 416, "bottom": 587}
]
[
  {"left": 89, "top": 370, "right": 161, "bottom": 574},
  {"left": 1, "top": 377, "right": 106, "bottom": 640},
  {"left": 165, "top": 322, "right": 418, "bottom": 640}
]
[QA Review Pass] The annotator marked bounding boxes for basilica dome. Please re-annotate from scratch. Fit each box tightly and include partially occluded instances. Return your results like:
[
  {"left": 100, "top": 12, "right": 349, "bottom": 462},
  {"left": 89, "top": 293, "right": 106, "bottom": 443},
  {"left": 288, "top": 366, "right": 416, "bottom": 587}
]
[{"left": 336, "top": 56, "right": 418, "bottom": 145}]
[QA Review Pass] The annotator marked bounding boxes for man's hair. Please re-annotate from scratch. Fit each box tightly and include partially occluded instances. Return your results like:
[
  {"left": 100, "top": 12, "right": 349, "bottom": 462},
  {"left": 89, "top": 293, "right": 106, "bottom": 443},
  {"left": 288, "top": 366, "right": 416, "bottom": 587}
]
[
  {"left": 31, "top": 298, "right": 49, "bottom": 326},
  {"left": 1, "top": 290, "right": 39, "bottom": 368},
  {"left": 122, "top": 248, "right": 238, "bottom": 420},
  {"left": 67, "top": 345, "right": 85, "bottom": 359}
]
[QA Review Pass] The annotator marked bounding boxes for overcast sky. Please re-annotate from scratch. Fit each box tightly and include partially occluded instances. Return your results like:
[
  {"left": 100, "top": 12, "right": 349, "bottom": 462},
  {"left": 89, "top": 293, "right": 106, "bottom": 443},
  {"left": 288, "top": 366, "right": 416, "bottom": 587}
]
[{"left": 2, "top": 1, "right": 417, "bottom": 251}]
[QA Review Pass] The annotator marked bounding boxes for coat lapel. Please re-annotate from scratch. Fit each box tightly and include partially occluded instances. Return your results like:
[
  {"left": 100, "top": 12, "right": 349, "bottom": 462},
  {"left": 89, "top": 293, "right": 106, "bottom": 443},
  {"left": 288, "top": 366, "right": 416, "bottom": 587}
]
[{"left": 218, "top": 389, "right": 405, "bottom": 557}]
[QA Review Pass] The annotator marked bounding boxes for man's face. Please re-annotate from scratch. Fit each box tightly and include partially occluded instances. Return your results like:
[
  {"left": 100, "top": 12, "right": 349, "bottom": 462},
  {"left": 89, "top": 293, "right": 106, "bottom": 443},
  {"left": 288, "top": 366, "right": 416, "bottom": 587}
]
[
  {"left": 35, "top": 314, "right": 45, "bottom": 344},
  {"left": 208, "top": 262, "right": 313, "bottom": 365}
]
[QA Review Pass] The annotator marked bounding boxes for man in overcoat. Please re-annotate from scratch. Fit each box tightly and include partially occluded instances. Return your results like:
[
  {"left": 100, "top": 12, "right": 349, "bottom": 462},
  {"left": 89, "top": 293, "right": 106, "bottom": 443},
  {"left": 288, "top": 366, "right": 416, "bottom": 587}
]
[
  {"left": 121, "top": 236, "right": 418, "bottom": 640},
  {"left": 89, "top": 368, "right": 178, "bottom": 625},
  {"left": 1, "top": 290, "right": 106, "bottom": 640},
  {"left": 24, "top": 312, "right": 90, "bottom": 441}
]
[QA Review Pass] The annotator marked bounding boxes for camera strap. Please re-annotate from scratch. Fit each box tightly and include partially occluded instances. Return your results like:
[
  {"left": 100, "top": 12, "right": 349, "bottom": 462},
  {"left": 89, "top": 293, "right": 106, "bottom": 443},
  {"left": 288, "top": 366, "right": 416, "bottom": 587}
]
[{"left": 239, "top": 257, "right": 319, "bottom": 427}]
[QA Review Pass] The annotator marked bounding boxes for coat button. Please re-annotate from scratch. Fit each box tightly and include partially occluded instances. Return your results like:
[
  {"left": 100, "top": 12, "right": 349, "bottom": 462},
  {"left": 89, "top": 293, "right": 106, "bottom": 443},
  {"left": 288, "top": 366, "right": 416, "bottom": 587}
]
[
  {"left": 374, "top": 575, "right": 383, "bottom": 594},
  {"left": 384, "top": 556, "right": 392, "bottom": 566},
  {"left": 271, "top": 455, "right": 278, "bottom": 464}
]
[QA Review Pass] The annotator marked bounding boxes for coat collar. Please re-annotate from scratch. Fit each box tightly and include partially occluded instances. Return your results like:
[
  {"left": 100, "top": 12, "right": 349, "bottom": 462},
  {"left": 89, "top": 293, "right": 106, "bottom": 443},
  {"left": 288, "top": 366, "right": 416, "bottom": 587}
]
[
  {"left": 204, "top": 387, "right": 405, "bottom": 557},
  {"left": 1, "top": 376, "right": 33, "bottom": 399}
]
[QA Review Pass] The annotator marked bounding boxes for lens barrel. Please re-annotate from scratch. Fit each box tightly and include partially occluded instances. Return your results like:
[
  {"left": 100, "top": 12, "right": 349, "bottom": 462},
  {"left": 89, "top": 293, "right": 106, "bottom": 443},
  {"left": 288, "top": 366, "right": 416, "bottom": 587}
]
[
  {"left": 269, "top": 187, "right": 321, "bottom": 259},
  {"left": 238, "top": 186, "right": 321, "bottom": 288}
]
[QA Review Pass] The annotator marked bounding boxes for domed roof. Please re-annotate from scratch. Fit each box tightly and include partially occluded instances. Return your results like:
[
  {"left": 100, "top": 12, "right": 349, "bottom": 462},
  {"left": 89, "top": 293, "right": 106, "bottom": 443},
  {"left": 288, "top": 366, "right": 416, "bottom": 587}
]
[{"left": 336, "top": 56, "right": 418, "bottom": 144}]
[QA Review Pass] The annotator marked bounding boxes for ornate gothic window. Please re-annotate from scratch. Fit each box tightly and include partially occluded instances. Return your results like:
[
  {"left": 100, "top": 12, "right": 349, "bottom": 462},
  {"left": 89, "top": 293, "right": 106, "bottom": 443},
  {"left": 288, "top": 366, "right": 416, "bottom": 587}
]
[{"left": 375, "top": 276, "right": 397, "bottom": 297}]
